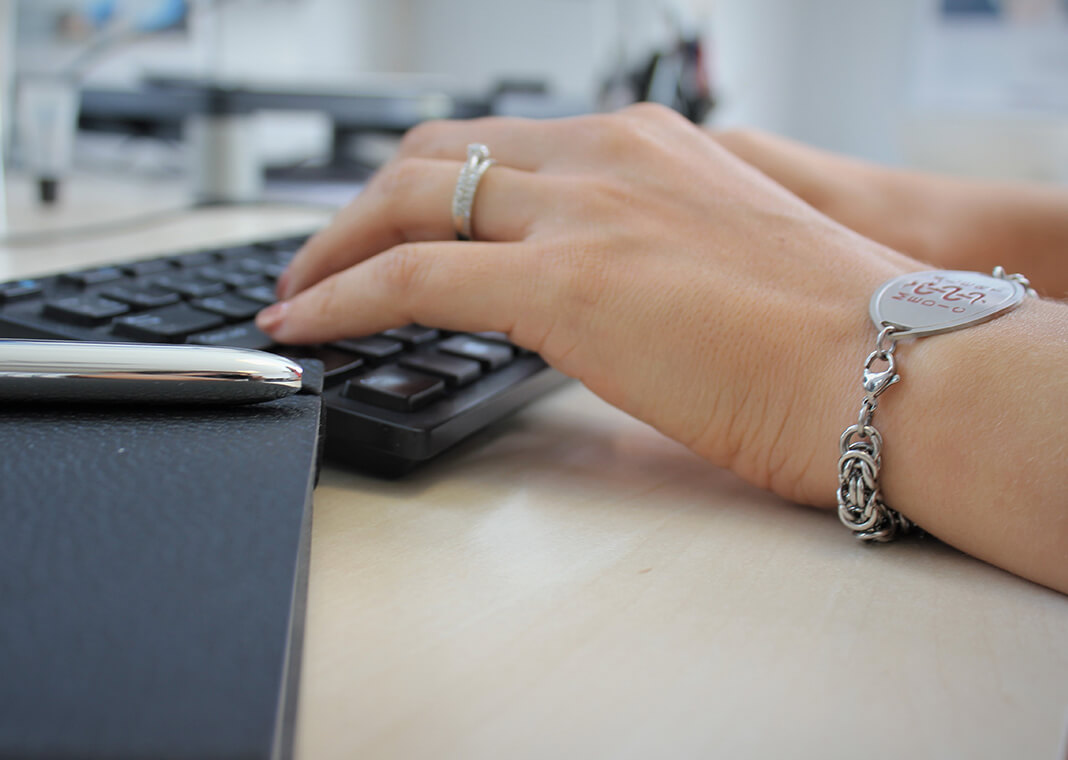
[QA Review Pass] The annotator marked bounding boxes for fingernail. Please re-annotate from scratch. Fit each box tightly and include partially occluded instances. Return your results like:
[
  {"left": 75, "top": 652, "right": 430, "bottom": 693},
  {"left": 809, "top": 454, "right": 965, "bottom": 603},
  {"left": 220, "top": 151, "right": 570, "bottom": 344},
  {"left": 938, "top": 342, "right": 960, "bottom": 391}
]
[
  {"left": 256, "top": 301, "right": 290, "bottom": 333},
  {"left": 275, "top": 269, "right": 291, "bottom": 300}
]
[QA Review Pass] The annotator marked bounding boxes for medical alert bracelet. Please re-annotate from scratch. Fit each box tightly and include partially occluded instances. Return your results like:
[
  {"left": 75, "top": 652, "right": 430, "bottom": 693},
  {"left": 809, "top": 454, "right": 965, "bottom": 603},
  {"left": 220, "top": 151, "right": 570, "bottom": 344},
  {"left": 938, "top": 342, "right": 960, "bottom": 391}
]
[{"left": 837, "top": 267, "right": 1037, "bottom": 542}]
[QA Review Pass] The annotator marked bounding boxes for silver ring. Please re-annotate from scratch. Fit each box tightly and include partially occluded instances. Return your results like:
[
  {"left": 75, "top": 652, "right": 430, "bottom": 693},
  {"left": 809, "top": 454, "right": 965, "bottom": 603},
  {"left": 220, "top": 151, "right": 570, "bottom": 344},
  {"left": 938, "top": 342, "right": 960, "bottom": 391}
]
[{"left": 451, "top": 143, "right": 495, "bottom": 240}]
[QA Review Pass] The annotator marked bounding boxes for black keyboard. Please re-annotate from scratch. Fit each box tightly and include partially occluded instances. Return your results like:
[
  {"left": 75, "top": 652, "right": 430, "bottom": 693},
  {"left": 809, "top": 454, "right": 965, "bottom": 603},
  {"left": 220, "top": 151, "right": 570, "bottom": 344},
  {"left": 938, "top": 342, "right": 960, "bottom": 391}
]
[{"left": 0, "top": 234, "right": 568, "bottom": 475}]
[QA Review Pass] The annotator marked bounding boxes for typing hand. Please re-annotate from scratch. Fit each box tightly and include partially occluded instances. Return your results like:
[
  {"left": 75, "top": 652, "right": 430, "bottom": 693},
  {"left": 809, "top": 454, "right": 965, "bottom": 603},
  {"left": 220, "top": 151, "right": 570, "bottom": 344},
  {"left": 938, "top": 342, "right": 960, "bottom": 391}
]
[{"left": 257, "top": 104, "right": 917, "bottom": 506}]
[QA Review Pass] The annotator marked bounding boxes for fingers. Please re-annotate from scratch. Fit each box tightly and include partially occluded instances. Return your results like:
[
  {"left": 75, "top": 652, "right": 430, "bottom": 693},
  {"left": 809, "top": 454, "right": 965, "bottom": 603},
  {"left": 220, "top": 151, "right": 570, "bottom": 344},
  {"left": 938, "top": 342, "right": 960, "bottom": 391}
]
[
  {"left": 279, "top": 157, "right": 541, "bottom": 300},
  {"left": 258, "top": 240, "right": 539, "bottom": 345}
]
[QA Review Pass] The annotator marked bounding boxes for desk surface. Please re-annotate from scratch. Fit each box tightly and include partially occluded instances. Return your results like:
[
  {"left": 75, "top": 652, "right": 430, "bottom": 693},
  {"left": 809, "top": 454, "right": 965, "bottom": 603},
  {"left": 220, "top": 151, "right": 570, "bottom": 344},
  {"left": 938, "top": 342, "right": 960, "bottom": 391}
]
[{"left": 3, "top": 174, "right": 1067, "bottom": 760}]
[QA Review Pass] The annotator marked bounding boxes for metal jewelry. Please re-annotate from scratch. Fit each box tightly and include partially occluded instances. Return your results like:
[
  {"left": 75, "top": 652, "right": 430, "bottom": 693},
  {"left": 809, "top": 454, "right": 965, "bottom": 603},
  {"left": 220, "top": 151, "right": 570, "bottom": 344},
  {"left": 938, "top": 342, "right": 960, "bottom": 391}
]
[
  {"left": 451, "top": 143, "right": 495, "bottom": 241},
  {"left": 837, "top": 267, "right": 1036, "bottom": 542}
]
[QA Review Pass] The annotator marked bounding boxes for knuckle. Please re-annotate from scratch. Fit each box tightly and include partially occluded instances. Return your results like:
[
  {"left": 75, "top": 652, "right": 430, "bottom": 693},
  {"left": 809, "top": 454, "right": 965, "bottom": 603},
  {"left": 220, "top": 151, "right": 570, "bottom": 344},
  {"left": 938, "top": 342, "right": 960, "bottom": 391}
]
[
  {"left": 621, "top": 101, "right": 677, "bottom": 121},
  {"left": 621, "top": 103, "right": 694, "bottom": 143},
  {"left": 373, "top": 157, "right": 426, "bottom": 200},
  {"left": 589, "top": 111, "right": 666, "bottom": 160},
  {"left": 596, "top": 115, "right": 643, "bottom": 156},
  {"left": 398, "top": 120, "right": 445, "bottom": 157},
  {"left": 621, "top": 102, "right": 692, "bottom": 131},
  {"left": 559, "top": 113, "right": 625, "bottom": 151}
]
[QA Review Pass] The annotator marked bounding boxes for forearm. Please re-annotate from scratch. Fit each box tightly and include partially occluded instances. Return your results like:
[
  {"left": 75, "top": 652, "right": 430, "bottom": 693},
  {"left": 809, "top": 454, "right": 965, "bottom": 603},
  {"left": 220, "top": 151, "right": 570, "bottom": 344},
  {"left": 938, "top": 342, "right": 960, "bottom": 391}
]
[
  {"left": 880, "top": 171, "right": 1068, "bottom": 298},
  {"left": 710, "top": 128, "right": 1068, "bottom": 297},
  {"left": 860, "top": 297, "right": 1067, "bottom": 592}
]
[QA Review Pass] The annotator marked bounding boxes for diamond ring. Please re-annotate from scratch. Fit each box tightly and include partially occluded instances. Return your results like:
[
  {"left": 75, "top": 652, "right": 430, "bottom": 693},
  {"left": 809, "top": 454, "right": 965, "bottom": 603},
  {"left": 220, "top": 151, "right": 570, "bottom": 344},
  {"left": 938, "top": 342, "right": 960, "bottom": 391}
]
[{"left": 451, "top": 143, "right": 495, "bottom": 240}]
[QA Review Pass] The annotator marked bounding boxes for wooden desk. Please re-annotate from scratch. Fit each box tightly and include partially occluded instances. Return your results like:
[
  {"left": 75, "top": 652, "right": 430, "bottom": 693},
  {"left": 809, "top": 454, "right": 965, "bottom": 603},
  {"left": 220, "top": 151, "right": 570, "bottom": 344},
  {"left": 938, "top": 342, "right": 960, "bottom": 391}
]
[{"left": 4, "top": 174, "right": 1067, "bottom": 760}]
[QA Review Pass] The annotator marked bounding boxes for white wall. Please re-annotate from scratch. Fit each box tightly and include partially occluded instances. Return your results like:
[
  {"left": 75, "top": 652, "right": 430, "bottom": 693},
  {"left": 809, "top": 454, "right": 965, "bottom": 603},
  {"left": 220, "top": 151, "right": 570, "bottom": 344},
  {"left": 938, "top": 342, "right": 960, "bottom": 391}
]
[
  {"left": 710, "top": 0, "right": 919, "bottom": 164},
  {"left": 12, "top": 0, "right": 1068, "bottom": 179},
  {"left": 710, "top": 0, "right": 1068, "bottom": 179},
  {"left": 192, "top": 0, "right": 410, "bottom": 85}
]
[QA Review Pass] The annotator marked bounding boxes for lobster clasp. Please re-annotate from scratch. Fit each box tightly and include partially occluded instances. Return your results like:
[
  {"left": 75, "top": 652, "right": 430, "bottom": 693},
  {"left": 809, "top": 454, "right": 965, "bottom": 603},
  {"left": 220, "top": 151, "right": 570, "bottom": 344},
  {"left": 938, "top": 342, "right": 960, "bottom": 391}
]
[{"left": 862, "top": 351, "right": 899, "bottom": 400}]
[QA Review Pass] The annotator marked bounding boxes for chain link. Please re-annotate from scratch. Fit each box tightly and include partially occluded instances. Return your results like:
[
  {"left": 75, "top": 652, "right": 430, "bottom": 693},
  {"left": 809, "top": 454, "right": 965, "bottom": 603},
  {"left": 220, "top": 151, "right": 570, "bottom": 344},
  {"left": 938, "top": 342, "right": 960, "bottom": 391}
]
[
  {"left": 837, "top": 267, "right": 1034, "bottom": 543},
  {"left": 836, "top": 323, "right": 916, "bottom": 542}
]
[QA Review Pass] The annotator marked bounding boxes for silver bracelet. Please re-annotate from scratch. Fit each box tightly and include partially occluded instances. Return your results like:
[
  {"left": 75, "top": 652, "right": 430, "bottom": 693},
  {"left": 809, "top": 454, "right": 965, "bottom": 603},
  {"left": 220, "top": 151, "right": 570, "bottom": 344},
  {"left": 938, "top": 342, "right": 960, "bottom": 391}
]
[{"left": 837, "top": 267, "right": 1037, "bottom": 542}]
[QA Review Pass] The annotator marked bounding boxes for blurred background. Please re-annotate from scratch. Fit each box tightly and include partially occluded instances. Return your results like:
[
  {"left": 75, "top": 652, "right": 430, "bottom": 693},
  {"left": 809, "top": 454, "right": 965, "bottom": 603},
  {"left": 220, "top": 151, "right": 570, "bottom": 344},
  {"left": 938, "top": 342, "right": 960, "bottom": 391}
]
[{"left": 1, "top": 0, "right": 1066, "bottom": 221}]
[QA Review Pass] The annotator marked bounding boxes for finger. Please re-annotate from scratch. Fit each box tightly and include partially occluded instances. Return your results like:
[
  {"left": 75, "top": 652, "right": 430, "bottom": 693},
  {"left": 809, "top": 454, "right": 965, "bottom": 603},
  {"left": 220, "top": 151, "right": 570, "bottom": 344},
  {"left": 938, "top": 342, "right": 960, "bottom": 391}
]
[
  {"left": 259, "top": 240, "right": 541, "bottom": 346},
  {"left": 279, "top": 157, "right": 540, "bottom": 300}
]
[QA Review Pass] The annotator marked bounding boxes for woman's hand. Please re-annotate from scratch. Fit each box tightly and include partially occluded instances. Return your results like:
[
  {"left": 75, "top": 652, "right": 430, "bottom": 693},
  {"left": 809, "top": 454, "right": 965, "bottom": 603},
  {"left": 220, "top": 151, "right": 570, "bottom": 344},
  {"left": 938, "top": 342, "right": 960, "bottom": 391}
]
[
  {"left": 710, "top": 128, "right": 1068, "bottom": 297},
  {"left": 258, "top": 104, "right": 916, "bottom": 506},
  {"left": 257, "top": 105, "right": 1068, "bottom": 593}
]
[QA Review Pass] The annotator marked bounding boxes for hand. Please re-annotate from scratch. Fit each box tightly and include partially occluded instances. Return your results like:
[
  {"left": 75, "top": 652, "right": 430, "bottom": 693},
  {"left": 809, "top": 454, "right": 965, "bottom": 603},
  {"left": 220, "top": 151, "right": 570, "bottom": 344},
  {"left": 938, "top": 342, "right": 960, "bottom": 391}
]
[
  {"left": 258, "top": 104, "right": 917, "bottom": 506},
  {"left": 257, "top": 105, "right": 1068, "bottom": 593},
  {"left": 710, "top": 128, "right": 1068, "bottom": 297}
]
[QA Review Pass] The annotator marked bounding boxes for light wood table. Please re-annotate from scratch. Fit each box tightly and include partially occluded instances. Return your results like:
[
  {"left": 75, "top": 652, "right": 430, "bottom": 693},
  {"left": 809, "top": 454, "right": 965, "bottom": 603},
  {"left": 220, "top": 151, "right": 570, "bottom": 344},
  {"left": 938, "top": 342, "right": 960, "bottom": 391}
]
[{"left": 4, "top": 173, "right": 1067, "bottom": 760}]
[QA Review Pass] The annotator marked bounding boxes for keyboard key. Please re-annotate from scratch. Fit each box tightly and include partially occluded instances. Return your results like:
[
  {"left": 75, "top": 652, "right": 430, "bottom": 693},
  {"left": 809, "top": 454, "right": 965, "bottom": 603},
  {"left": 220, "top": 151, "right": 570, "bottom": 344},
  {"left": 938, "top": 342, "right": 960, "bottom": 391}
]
[
  {"left": 100, "top": 284, "right": 181, "bottom": 309},
  {"left": 238, "top": 285, "right": 278, "bottom": 305},
  {"left": 152, "top": 275, "right": 227, "bottom": 299},
  {"left": 0, "top": 279, "right": 43, "bottom": 303},
  {"left": 223, "top": 271, "right": 267, "bottom": 289},
  {"left": 382, "top": 325, "right": 440, "bottom": 347},
  {"left": 43, "top": 295, "right": 130, "bottom": 326},
  {"left": 171, "top": 251, "right": 219, "bottom": 268},
  {"left": 471, "top": 331, "right": 513, "bottom": 345},
  {"left": 233, "top": 258, "right": 269, "bottom": 275},
  {"left": 269, "top": 236, "right": 310, "bottom": 252},
  {"left": 471, "top": 331, "right": 531, "bottom": 354},
  {"left": 195, "top": 265, "right": 267, "bottom": 290},
  {"left": 187, "top": 322, "right": 274, "bottom": 350},
  {"left": 191, "top": 293, "right": 263, "bottom": 320},
  {"left": 438, "top": 335, "right": 514, "bottom": 370},
  {"left": 60, "top": 266, "right": 125, "bottom": 287},
  {"left": 123, "top": 258, "right": 174, "bottom": 277},
  {"left": 400, "top": 352, "right": 482, "bottom": 387},
  {"left": 281, "top": 346, "right": 365, "bottom": 381},
  {"left": 217, "top": 245, "right": 265, "bottom": 261},
  {"left": 112, "top": 303, "right": 224, "bottom": 342},
  {"left": 332, "top": 336, "right": 404, "bottom": 362},
  {"left": 343, "top": 365, "right": 445, "bottom": 412},
  {"left": 262, "top": 263, "right": 288, "bottom": 280}
]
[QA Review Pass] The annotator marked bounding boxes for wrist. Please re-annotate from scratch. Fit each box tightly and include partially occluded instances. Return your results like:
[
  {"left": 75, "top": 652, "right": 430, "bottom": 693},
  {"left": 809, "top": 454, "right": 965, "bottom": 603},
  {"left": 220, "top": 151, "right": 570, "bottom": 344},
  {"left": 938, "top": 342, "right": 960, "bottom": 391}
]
[
  {"left": 842, "top": 294, "right": 1066, "bottom": 590},
  {"left": 764, "top": 245, "right": 920, "bottom": 507},
  {"left": 873, "top": 296, "right": 1050, "bottom": 521}
]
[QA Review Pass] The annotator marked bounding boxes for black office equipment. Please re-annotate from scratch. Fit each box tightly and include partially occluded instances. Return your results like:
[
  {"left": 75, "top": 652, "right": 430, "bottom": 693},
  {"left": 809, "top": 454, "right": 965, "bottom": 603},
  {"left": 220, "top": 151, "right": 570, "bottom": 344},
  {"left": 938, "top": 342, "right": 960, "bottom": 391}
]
[
  {"left": 78, "top": 78, "right": 491, "bottom": 179},
  {"left": 0, "top": 377, "right": 323, "bottom": 759},
  {"left": 0, "top": 234, "right": 568, "bottom": 474}
]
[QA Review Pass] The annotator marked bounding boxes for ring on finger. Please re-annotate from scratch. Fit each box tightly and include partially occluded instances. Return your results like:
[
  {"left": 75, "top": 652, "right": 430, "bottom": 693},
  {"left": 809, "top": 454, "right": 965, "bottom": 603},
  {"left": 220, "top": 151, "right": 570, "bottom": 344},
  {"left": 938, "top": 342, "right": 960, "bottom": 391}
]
[{"left": 451, "top": 143, "right": 495, "bottom": 241}]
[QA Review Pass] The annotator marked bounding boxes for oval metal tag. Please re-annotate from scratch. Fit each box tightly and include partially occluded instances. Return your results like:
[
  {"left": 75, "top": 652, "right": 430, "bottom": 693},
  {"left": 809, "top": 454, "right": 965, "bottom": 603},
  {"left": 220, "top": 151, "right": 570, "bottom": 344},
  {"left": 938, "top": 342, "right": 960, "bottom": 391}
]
[{"left": 870, "top": 270, "right": 1026, "bottom": 339}]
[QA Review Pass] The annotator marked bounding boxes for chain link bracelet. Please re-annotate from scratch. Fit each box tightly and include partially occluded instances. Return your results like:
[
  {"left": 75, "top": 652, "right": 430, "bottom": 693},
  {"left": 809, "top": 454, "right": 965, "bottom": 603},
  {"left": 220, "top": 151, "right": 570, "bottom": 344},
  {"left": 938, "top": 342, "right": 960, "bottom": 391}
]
[{"left": 837, "top": 267, "right": 1037, "bottom": 542}]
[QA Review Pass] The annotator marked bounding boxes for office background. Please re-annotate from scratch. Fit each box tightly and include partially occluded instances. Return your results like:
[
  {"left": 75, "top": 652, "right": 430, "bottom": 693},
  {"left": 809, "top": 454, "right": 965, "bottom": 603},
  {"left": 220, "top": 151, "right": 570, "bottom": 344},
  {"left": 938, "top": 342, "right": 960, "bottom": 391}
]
[
  {"left": 4, "top": 0, "right": 1068, "bottom": 193},
  {"left": 2, "top": 4, "right": 1067, "bottom": 759}
]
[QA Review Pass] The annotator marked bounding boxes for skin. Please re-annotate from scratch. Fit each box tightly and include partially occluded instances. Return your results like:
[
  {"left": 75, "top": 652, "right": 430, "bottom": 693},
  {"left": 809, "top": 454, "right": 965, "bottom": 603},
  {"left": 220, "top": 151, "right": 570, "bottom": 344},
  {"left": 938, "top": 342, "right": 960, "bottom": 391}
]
[
  {"left": 256, "top": 104, "right": 1068, "bottom": 593},
  {"left": 711, "top": 128, "right": 1068, "bottom": 298}
]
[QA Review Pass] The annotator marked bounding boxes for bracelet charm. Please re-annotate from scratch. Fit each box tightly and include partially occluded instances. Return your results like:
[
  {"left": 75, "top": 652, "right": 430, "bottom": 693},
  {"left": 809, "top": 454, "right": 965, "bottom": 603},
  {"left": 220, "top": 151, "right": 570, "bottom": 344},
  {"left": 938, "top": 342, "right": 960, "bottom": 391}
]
[{"left": 837, "top": 268, "right": 1035, "bottom": 542}]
